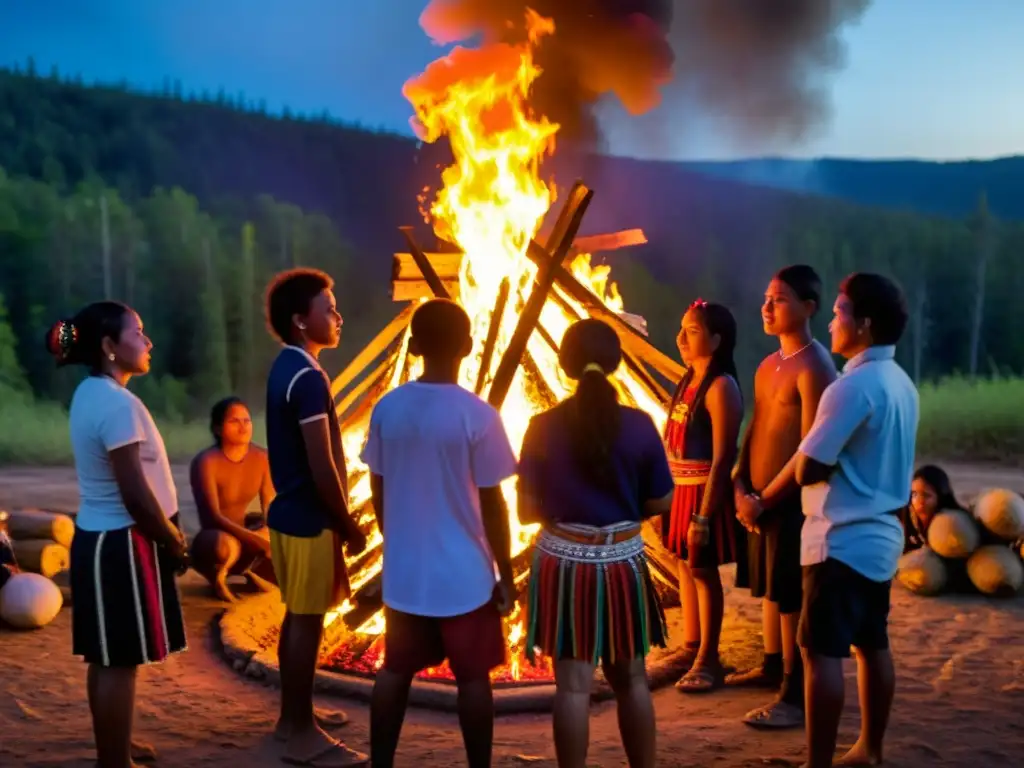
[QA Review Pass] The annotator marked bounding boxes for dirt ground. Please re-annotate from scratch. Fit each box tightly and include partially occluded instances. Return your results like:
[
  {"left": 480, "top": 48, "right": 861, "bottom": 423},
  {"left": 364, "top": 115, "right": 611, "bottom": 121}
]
[{"left": 2, "top": 463, "right": 1024, "bottom": 767}]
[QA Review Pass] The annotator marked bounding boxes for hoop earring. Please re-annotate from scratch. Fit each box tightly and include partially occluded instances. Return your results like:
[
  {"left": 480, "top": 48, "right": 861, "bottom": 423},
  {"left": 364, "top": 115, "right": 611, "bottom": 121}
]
[{"left": 298, "top": 323, "right": 307, "bottom": 331}]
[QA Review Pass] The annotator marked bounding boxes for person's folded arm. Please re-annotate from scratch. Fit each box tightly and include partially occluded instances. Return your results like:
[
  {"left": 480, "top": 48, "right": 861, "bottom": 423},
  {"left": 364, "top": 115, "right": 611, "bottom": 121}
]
[
  {"left": 190, "top": 454, "right": 270, "bottom": 553},
  {"left": 795, "top": 382, "right": 871, "bottom": 487}
]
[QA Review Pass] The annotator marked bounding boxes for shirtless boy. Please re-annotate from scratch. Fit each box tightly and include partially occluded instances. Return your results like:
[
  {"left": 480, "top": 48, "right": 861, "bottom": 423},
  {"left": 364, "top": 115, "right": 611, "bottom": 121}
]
[{"left": 728, "top": 265, "right": 837, "bottom": 729}]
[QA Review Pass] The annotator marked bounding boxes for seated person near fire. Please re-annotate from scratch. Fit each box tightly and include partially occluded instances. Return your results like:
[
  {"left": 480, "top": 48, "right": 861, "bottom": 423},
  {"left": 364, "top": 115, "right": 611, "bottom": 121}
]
[
  {"left": 901, "top": 464, "right": 967, "bottom": 552},
  {"left": 189, "top": 396, "right": 277, "bottom": 602}
]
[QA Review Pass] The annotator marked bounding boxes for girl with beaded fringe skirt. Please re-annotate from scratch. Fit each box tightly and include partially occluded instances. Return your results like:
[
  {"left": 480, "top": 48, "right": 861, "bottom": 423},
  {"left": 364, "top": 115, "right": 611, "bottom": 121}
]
[
  {"left": 525, "top": 521, "right": 667, "bottom": 667},
  {"left": 518, "top": 319, "right": 675, "bottom": 767}
]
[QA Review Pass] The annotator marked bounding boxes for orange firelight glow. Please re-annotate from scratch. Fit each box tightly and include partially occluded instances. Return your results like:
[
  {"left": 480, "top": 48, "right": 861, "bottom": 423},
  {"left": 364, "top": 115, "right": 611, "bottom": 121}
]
[{"left": 324, "top": 9, "right": 666, "bottom": 682}]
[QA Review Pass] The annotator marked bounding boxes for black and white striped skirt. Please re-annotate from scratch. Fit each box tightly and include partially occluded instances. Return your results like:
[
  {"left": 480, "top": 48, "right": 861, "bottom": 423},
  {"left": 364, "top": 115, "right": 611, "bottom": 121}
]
[{"left": 70, "top": 517, "right": 187, "bottom": 667}]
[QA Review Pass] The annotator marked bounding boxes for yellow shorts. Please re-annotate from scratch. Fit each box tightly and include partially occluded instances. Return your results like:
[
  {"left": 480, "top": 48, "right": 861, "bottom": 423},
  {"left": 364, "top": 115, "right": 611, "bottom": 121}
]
[{"left": 269, "top": 528, "right": 350, "bottom": 616}]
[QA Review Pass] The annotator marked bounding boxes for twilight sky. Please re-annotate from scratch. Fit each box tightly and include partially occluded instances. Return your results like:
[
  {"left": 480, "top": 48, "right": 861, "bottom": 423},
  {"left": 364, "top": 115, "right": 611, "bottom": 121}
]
[{"left": 1, "top": 0, "right": 1020, "bottom": 161}]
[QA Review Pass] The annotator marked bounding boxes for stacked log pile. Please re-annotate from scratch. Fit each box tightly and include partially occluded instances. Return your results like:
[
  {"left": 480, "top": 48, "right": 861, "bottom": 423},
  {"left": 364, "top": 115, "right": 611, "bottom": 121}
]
[{"left": 2, "top": 508, "right": 74, "bottom": 579}]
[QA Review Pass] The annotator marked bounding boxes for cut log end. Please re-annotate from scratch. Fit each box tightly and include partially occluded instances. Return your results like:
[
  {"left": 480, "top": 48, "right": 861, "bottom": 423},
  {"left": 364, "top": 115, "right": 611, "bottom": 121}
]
[
  {"left": 12, "top": 539, "right": 71, "bottom": 579},
  {"left": 7, "top": 509, "right": 76, "bottom": 549}
]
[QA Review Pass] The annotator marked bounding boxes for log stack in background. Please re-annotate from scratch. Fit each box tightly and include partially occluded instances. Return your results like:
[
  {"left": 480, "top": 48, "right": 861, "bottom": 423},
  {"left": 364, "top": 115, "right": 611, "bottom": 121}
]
[{"left": 4, "top": 508, "right": 74, "bottom": 579}]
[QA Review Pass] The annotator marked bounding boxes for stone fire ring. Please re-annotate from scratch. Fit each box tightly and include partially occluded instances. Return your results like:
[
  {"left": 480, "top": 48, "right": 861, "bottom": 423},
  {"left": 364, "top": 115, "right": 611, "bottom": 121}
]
[{"left": 218, "top": 591, "right": 692, "bottom": 715}]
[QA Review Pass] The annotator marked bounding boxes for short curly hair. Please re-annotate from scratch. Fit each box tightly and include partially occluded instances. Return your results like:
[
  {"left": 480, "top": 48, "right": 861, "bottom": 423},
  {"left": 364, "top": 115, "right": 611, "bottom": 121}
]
[{"left": 264, "top": 268, "right": 333, "bottom": 344}]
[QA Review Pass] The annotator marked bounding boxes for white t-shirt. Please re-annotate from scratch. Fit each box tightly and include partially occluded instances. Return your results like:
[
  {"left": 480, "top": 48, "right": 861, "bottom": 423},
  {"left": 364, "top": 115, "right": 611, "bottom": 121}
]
[
  {"left": 360, "top": 382, "right": 518, "bottom": 618},
  {"left": 70, "top": 376, "right": 178, "bottom": 532}
]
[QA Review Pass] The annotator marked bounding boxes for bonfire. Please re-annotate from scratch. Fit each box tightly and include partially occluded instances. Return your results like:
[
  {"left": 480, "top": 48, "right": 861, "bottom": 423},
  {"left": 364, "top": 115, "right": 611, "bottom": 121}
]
[{"left": 321, "top": 10, "right": 684, "bottom": 684}]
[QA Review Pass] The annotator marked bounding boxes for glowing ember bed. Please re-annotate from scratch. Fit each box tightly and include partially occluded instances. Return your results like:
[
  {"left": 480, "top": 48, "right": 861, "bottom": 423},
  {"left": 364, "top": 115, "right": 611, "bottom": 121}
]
[{"left": 218, "top": 577, "right": 689, "bottom": 714}]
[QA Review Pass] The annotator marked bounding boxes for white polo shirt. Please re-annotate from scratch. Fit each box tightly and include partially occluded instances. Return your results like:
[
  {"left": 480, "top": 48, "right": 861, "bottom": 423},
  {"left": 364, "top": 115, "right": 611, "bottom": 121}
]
[{"left": 798, "top": 345, "right": 919, "bottom": 582}]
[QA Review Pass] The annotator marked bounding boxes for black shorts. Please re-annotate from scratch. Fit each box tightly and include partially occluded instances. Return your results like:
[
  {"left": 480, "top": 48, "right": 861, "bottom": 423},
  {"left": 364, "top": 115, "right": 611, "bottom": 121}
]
[
  {"left": 70, "top": 516, "right": 188, "bottom": 667},
  {"left": 737, "top": 494, "right": 803, "bottom": 614},
  {"left": 797, "top": 558, "right": 891, "bottom": 659}
]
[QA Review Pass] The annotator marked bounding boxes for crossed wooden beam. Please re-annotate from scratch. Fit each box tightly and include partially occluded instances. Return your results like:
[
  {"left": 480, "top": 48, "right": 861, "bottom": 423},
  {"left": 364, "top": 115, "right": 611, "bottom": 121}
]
[{"left": 326, "top": 183, "right": 686, "bottom": 631}]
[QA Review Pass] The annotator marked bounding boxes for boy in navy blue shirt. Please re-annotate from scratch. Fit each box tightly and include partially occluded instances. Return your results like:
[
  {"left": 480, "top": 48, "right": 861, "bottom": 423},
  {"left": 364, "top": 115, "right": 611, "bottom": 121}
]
[{"left": 264, "top": 268, "right": 368, "bottom": 767}]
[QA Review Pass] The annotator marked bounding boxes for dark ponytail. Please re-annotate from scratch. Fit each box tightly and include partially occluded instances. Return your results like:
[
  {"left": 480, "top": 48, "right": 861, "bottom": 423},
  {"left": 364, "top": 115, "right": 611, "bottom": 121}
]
[
  {"left": 558, "top": 319, "right": 623, "bottom": 491},
  {"left": 683, "top": 300, "right": 741, "bottom": 413},
  {"left": 45, "top": 301, "right": 131, "bottom": 374}
]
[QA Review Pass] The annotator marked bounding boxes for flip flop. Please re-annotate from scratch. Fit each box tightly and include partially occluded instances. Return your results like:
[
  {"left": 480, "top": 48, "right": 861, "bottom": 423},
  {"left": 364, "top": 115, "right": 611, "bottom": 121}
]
[
  {"left": 743, "top": 700, "right": 805, "bottom": 730},
  {"left": 725, "top": 665, "right": 783, "bottom": 689},
  {"left": 675, "top": 663, "right": 727, "bottom": 693},
  {"left": 282, "top": 740, "right": 369, "bottom": 767}
]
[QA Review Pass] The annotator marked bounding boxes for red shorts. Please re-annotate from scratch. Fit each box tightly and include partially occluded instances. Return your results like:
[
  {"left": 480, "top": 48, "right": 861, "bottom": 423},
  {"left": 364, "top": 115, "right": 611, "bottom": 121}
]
[{"left": 383, "top": 599, "right": 506, "bottom": 683}]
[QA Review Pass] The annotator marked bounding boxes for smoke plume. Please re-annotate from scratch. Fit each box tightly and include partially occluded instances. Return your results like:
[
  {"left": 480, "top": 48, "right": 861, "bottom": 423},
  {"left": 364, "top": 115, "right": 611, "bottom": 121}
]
[{"left": 419, "top": 0, "right": 871, "bottom": 149}]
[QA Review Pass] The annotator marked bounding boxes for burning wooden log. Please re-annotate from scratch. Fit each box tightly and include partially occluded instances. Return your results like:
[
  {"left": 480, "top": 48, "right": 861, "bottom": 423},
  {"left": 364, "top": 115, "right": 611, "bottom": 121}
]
[
  {"left": 389, "top": 232, "right": 682, "bottom": 386},
  {"left": 569, "top": 228, "right": 647, "bottom": 254},
  {"left": 474, "top": 278, "right": 510, "bottom": 395},
  {"left": 391, "top": 252, "right": 460, "bottom": 302},
  {"left": 488, "top": 181, "right": 594, "bottom": 408},
  {"left": 399, "top": 226, "right": 452, "bottom": 301},
  {"left": 391, "top": 228, "right": 646, "bottom": 304},
  {"left": 337, "top": 356, "right": 393, "bottom": 423},
  {"left": 330, "top": 304, "right": 414, "bottom": 398},
  {"left": 523, "top": 240, "right": 684, "bottom": 384}
]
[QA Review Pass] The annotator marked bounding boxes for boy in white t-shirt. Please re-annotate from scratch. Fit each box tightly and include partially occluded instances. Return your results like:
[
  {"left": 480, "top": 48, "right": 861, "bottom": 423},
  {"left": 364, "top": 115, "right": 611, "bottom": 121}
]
[{"left": 360, "top": 299, "right": 518, "bottom": 768}]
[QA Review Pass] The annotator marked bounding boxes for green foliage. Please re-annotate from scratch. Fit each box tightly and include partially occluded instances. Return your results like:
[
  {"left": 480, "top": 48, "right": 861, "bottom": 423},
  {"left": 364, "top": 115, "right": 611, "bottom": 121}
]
[
  {"left": 916, "top": 376, "right": 1024, "bottom": 463},
  {"left": 0, "top": 293, "right": 28, "bottom": 391},
  {"left": 1, "top": 64, "right": 1024, "bottom": 469},
  {"left": 0, "top": 168, "right": 364, "bottom": 418},
  {"left": 3, "top": 377, "right": 1021, "bottom": 467}
]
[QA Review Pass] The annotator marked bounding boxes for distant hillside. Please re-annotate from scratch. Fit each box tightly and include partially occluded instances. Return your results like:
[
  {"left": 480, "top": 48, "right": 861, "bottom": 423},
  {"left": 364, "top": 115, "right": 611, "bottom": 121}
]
[
  {"left": 685, "top": 157, "right": 1024, "bottom": 220},
  {"left": 2, "top": 67, "right": 1024, "bottom": 400},
  {"left": 0, "top": 68, "right": 865, "bottom": 282}
]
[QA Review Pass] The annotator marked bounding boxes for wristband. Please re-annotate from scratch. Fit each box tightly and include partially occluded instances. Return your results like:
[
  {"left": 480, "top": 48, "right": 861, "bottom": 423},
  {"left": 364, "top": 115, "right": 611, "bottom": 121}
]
[{"left": 692, "top": 514, "right": 710, "bottom": 527}]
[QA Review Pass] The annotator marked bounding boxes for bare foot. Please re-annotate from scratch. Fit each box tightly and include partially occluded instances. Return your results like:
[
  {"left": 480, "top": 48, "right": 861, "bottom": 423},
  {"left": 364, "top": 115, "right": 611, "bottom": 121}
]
[
  {"left": 213, "top": 576, "right": 237, "bottom": 603},
  {"left": 285, "top": 724, "right": 366, "bottom": 766},
  {"left": 834, "top": 742, "right": 883, "bottom": 766},
  {"left": 274, "top": 709, "right": 350, "bottom": 742}
]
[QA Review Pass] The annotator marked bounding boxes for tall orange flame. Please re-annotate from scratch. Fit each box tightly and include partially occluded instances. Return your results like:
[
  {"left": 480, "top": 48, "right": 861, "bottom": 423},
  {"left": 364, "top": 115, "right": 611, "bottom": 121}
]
[{"left": 327, "top": 8, "right": 665, "bottom": 683}]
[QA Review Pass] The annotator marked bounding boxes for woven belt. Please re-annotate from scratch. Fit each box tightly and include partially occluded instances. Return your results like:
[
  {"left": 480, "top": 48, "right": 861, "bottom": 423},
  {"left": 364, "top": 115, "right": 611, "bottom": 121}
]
[
  {"left": 551, "top": 524, "right": 641, "bottom": 546},
  {"left": 537, "top": 528, "right": 645, "bottom": 564},
  {"left": 669, "top": 459, "right": 711, "bottom": 486}
]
